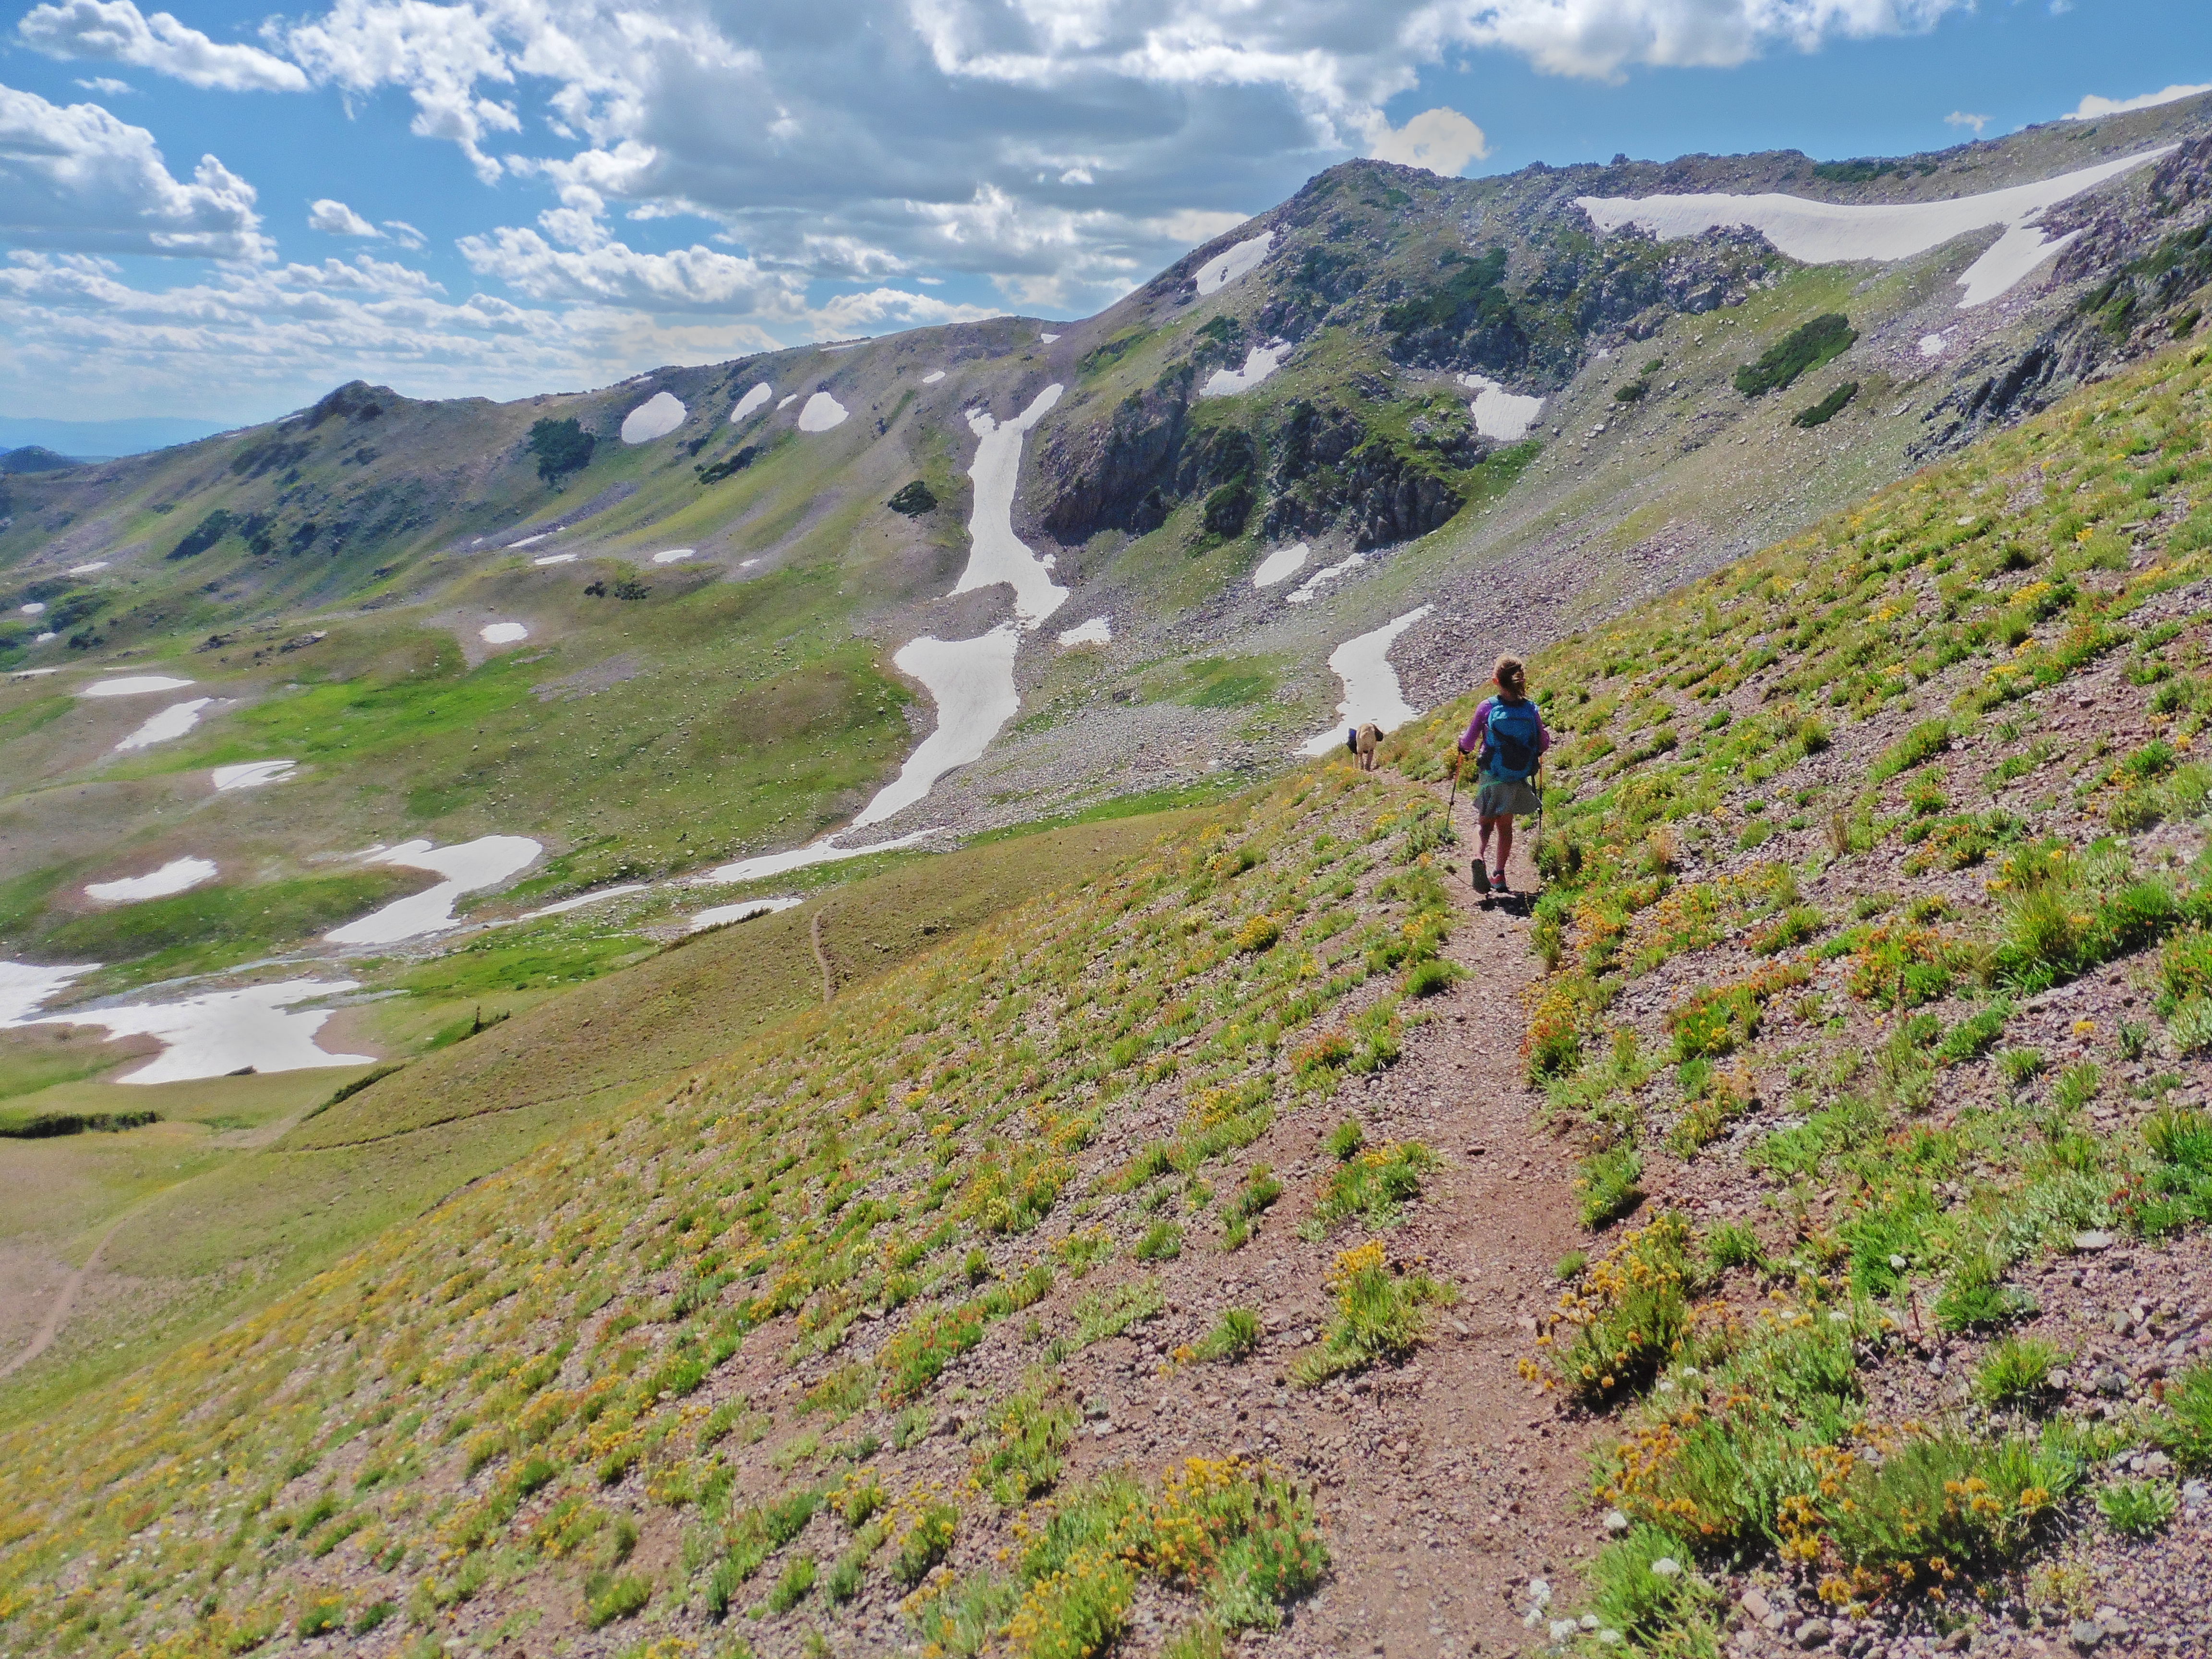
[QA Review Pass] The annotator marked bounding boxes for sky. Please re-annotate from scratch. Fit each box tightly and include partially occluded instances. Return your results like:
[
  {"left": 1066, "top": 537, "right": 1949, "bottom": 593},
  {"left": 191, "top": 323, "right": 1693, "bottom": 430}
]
[{"left": 0, "top": 0, "right": 2209, "bottom": 434}]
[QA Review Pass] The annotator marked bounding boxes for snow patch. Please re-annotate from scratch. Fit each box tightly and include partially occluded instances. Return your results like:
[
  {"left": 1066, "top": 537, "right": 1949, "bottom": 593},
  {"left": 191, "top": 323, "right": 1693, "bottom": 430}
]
[
  {"left": 1200, "top": 342, "right": 1290, "bottom": 398},
  {"left": 1039, "top": 332, "right": 1060, "bottom": 342},
  {"left": 326, "top": 836, "right": 543, "bottom": 945},
  {"left": 1253, "top": 542, "right": 1311, "bottom": 589},
  {"left": 1298, "top": 605, "right": 1434, "bottom": 757},
  {"left": 854, "top": 625, "right": 1022, "bottom": 827},
  {"left": 213, "top": 759, "right": 296, "bottom": 791},
  {"left": 1286, "top": 552, "right": 1366, "bottom": 604},
  {"left": 1195, "top": 231, "right": 1273, "bottom": 295},
  {"left": 1919, "top": 334, "right": 1948, "bottom": 358},
  {"left": 117, "top": 698, "right": 213, "bottom": 751},
  {"left": 776, "top": 394, "right": 797, "bottom": 410},
  {"left": 480, "top": 622, "right": 529, "bottom": 645},
  {"left": 1459, "top": 373, "right": 1545, "bottom": 441},
  {"left": 519, "top": 883, "right": 649, "bottom": 920},
  {"left": 650, "top": 549, "right": 695, "bottom": 564},
  {"left": 690, "top": 895, "right": 803, "bottom": 931},
  {"left": 1576, "top": 150, "right": 2172, "bottom": 309},
  {"left": 509, "top": 532, "right": 551, "bottom": 549},
  {"left": 620, "top": 390, "right": 686, "bottom": 445},
  {"left": 798, "top": 392, "right": 850, "bottom": 432},
  {"left": 67, "top": 561, "right": 107, "bottom": 575},
  {"left": 696, "top": 826, "right": 941, "bottom": 886},
  {"left": 922, "top": 370, "right": 946, "bottom": 384},
  {"left": 956, "top": 386, "right": 1068, "bottom": 625},
  {"left": 86, "top": 857, "right": 216, "bottom": 903},
  {"left": 1057, "top": 617, "right": 1111, "bottom": 646},
  {"left": 731, "top": 381, "right": 773, "bottom": 422},
  {"left": 14, "top": 978, "right": 373, "bottom": 1084},
  {"left": 0, "top": 960, "right": 97, "bottom": 1024},
  {"left": 19, "top": 603, "right": 44, "bottom": 616},
  {"left": 533, "top": 552, "right": 577, "bottom": 565},
  {"left": 82, "top": 675, "right": 193, "bottom": 697}
]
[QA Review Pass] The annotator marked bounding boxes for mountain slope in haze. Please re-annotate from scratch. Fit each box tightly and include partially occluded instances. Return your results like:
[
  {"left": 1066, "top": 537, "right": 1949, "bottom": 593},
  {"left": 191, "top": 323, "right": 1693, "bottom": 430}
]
[{"left": 7, "top": 311, "right": 2212, "bottom": 1659}]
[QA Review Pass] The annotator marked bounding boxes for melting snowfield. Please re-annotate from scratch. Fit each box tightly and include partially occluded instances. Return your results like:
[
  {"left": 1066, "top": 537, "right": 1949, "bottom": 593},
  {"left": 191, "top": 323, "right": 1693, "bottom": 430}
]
[
  {"left": 1057, "top": 617, "right": 1111, "bottom": 647},
  {"left": 1252, "top": 542, "right": 1312, "bottom": 589},
  {"left": 696, "top": 826, "right": 942, "bottom": 886},
  {"left": 1200, "top": 343, "right": 1290, "bottom": 399},
  {"left": 651, "top": 549, "right": 695, "bottom": 565},
  {"left": 1459, "top": 374, "right": 1545, "bottom": 441},
  {"left": 1577, "top": 149, "right": 2170, "bottom": 309},
  {"left": 1287, "top": 552, "right": 1366, "bottom": 604},
  {"left": 731, "top": 382, "right": 773, "bottom": 422},
  {"left": 82, "top": 676, "right": 192, "bottom": 698},
  {"left": 922, "top": 371, "right": 946, "bottom": 385},
  {"left": 213, "top": 760, "right": 297, "bottom": 791},
  {"left": 621, "top": 391, "right": 686, "bottom": 445},
  {"left": 798, "top": 393, "right": 850, "bottom": 432},
  {"left": 480, "top": 623, "right": 529, "bottom": 645},
  {"left": 86, "top": 857, "right": 216, "bottom": 903},
  {"left": 67, "top": 561, "right": 108, "bottom": 575},
  {"left": 326, "top": 836, "right": 543, "bottom": 946},
  {"left": 533, "top": 552, "right": 577, "bottom": 566},
  {"left": 690, "top": 895, "right": 803, "bottom": 931},
  {"left": 0, "top": 961, "right": 96, "bottom": 1025},
  {"left": 518, "top": 883, "right": 649, "bottom": 920},
  {"left": 15, "top": 978, "right": 373, "bottom": 1085},
  {"left": 955, "top": 386, "right": 1068, "bottom": 625},
  {"left": 1196, "top": 230, "right": 1273, "bottom": 295},
  {"left": 117, "top": 698, "right": 213, "bottom": 752},
  {"left": 1298, "top": 605, "right": 1435, "bottom": 757},
  {"left": 854, "top": 627, "right": 1022, "bottom": 828}
]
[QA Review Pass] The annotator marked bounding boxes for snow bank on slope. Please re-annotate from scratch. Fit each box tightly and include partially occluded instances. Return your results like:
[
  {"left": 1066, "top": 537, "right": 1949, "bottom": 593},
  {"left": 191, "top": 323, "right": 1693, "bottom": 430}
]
[
  {"left": 621, "top": 391, "right": 686, "bottom": 445},
  {"left": 1287, "top": 552, "right": 1366, "bottom": 604},
  {"left": 798, "top": 392, "right": 850, "bottom": 432},
  {"left": 854, "top": 625, "right": 1022, "bottom": 827},
  {"left": 1057, "top": 617, "right": 1111, "bottom": 646},
  {"left": 213, "top": 760, "right": 296, "bottom": 791},
  {"left": 696, "top": 826, "right": 941, "bottom": 887},
  {"left": 0, "top": 961, "right": 97, "bottom": 1024},
  {"left": 955, "top": 386, "right": 1069, "bottom": 625},
  {"left": 519, "top": 883, "right": 649, "bottom": 920},
  {"left": 1201, "top": 342, "right": 1290, "bottom": 399},
  {"left": 922, "top": 371, "right": 946, "bottom": 384},
  {"left": 480, "top": 622, "right": 528, "bottom": 644},
  {"left": 731, "top": 382, "right": 773, "bottom": 422},
  {"left": 1298, "top": 605, "right": 1434, "bottom": 757},
  {"left": 82, "top": 676, "right": 192, "bottom": 697},
  {"left": 1253, "top": 543, "right": 1310, "bottom": 589},
  {"left": 16, "top": 979, "right": 373, "bottom": 1084},
  {"left": 117, "top": 698, "right": 213, "bottom": 751},
  {"left": 86, "top": 857, "right": 216, "bottom": 903},
  {"left": 1195, "top": 231, "right": 1272, "bottom": 295},
  {"left": 690, "top": 895, "right": 803, "bottom": 931},
  {"left": 1459, "top": 373, "right": 1545, "bottom": 441},
  {"left": 326, "top": 836, "right": 542, "bottom": 945},
  {"left": 1576, "top": 150, "right": 2171, "bottom": 309}
]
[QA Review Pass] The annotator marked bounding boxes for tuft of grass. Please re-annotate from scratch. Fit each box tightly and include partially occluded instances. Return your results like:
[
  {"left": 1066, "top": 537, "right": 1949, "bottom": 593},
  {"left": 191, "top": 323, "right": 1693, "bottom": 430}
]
[
  {"left": 2097, "top": 1479, "right": 2178, "bottom": 1538},
  {"left": 1072, "top": 1277, "right": 1165, "bottom": 1346},
  {"left": 1555, "top": 1250, "right": 1588, "bottom": 1280},
  {"left": 1313, "top": 1140, "right": 1440, "bottom": 1231},
  {"left": 1580, "top": 1523, "right": 1722, "bottom": 1652},
  {"left": 1289, "top": 1241, "right": 1454, "bottom": 1386},
  {"left": 583, "top": 1573, "right": 651, "bottom": 1629},
  {"left": 2149, "top": 1359, "right": 2212, "bottom": 1471},
  {"left": 1576, "top": 1144, "right": 1644, "bottom": 1229},
  {"left": 1134, "top": 1220, "right": 1183, "bottom": 1262},
  {"left": 1195, "top": 1308, "right": 1264, "bottom": 1363},
  {"left": 1326, "top": 1118, "right": 1365, "bottom": 1161},
  {"left": 1704, "top": 1219, "right": 1764, "bottom": 1272},
  {"left": 893, "top": 1501, "right": 957, "bottom": 1589},
  {"left": 1974, "top": 1335, "right": 2062, "bottom": 1410},
  {"left": 980, "top": 1381, "right": 1077, "bottom": 1507},
  {"left": 1533, "top": 1214, "right": 1695, "bottom": 1404}
]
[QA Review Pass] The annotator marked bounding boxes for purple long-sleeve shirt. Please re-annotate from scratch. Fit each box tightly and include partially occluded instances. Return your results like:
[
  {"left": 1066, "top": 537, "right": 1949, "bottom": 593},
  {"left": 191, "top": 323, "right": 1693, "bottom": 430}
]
[{"left": 1456, "top": 697, "right": 1550, "bottom": 758}]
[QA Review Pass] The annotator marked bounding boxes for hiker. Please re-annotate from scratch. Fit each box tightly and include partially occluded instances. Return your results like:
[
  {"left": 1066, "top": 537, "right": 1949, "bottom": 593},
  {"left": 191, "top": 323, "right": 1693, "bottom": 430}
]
[{"left": 1450, "top": 654, "right": 1548, "bottom": 896}]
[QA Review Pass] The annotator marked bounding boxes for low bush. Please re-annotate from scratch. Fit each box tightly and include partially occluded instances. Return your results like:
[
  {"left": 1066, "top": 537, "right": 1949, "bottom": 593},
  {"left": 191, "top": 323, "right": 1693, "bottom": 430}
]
[
  {"left": 1313, "top": 1140, "right": 1440, "bottom": 1230},
  {"left": 1290, "top": 1242, "right": 1455, "bottom": 1385},
  {"left": 1196, "top": 1308, "right": 1264, "bottom": 1363},
  {"left": 894, "top": 1500, "right": 958, "bottom": 1588},
  {"left": 2148, "top": 1359, "right": 2212, "bottom": 1471},
  {"left": 1823, "top": 1428, "right": 2081, "bottom": 1595},
  {"left": 1577, "top": 1145, "right": 1645, "bottom": 1228},
  {"left": 1579, "top": 1523, "right": 1723, "bottom": 1652},
  {"left": 2097, "top": 1479, "right": 2177, "bottom": 1537},
  {"left": 1530, "top": 1214, "right": 1695, "bottom": 1404},
  {"left": 1974, "top": 1335, "right": 2062, "bottom": 1410}
]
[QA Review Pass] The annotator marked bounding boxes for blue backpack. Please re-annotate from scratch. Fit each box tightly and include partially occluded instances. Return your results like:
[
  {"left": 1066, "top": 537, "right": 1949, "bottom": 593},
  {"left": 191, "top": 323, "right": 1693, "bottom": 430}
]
[{"left": 1482, "top": 697, "right": 1542, "bottom": 782}]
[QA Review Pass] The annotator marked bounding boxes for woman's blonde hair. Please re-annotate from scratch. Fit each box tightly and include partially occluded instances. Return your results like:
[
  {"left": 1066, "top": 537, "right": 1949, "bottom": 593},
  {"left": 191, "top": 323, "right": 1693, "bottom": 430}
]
[{"left": 1493, "top": 654, "right": 1527, "bottom": 697}]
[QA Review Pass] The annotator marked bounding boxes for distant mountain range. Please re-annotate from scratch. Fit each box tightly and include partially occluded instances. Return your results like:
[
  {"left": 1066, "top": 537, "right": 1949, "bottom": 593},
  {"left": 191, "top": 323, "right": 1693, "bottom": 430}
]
[{"left": 0, "top": 414, "right": 233, "bottom": 459}]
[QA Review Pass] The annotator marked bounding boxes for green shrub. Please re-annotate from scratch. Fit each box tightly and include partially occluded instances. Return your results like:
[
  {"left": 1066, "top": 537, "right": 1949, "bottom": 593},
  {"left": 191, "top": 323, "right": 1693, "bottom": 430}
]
[
  {"left": 1134, "top": 1220, "right": 1183, "bottom": 1262},
  {"left": 1870, "top": 719, "right": 1951, "bottom": 783},
  {"left": 981, "top": 1382, "right": 1077, "bottom": 1506},
  {"left": 1555, "top": 1250, "right": 1588, "bottom": 1280},
  {"left": 766, "top": 1554, "right": 817, "bottom": 1613},
  {"left": 1935, "top": 1002, "right": 2011, "bottom": 1066},
  {"left": 1313, "top": 1140, "right": 1439, "bottom": 1230},
  {"left": 1405, "top": 958, "right": 1464, "bottom": 998},
  {"left": 1580, "top": 1523, "right": 1722, "bottom": 1651},
  {"left": 1792, "top": 380, "right": 1859, "bottom": 429},
  {"left": 1827, "top": 1429, "right": 2080, "bottom": 1580},
  {"left": 293, "top": 1597, "right": 344, "bottom": 1639},
  {"left": 1540, "top": 1215, "right": 1695, "bottom": 1404},
  {"left": 1735, "top": 314, "right": 1856, "bottom": 397},
  {"left": 1935, "top": 1262, "right": 2034, "bottom": 1332},
  {"left": 1705, "top": 1220, "right": 1764, "bottom": 1271},
  {"left": 1326, "top": 1118, "right": 1365, "bottom": 1161},
  {"left": 348, "top": 1601, "right": 395, "bottom": 1635},
  {"left": 1072, "top": 1278, "right": 1164, "bottom": 1345},
  {"left": 2097, "top": 1479, "right": 2178, "bottom": 1537},
  {"left": 1576, "top": 1145, "right": 1644, "bottom": 1229}
]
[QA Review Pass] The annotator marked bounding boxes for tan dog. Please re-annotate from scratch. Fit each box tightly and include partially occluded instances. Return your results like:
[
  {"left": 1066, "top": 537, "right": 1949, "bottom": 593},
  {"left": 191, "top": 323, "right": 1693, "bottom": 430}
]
[{"left": 1356, "top": 722, "right": 1381, "bottom": 771}]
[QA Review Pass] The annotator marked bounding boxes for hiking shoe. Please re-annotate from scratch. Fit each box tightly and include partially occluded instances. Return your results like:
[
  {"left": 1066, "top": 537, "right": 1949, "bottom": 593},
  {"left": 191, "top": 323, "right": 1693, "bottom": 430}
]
[
  {"left": 1492, "top": 867, "right": 1511, "bottom": 893},
  {"left": 1469, "top": 861, "right": 1491, "bottom": 895}
]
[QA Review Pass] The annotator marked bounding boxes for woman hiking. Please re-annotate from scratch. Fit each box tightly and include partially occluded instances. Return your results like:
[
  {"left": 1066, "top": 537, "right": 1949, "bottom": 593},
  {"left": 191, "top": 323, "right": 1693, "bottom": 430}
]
[{"left": 1450, "top": 654, "right": 1549, "bottom": 896}]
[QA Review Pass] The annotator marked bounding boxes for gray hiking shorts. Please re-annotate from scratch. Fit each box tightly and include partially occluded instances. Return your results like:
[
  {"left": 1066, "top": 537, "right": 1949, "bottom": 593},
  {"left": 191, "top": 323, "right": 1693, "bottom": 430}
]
[{"left": 1475, "top": 779, "right": 1542, "bottom": 820}]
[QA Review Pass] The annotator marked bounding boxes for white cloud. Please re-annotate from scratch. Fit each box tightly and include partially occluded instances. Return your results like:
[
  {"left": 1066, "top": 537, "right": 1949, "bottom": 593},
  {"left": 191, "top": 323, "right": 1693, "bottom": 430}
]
[
  {"left": 2064, "top": 83, "right": 2212, "bottom": 121},
  {"left": 74, "top": 75, "right": 132, "bottom": 93},
  {"left": 1364, "top": 106, "right": 1488, "bottom": 173},
  {"left": 307, "top": 197, "right": 379, "bottom": 237},
  {"left": 18, "top": 0, "right": 308, "bottom": 93},
  {"left": 0, "top": 83, "right": 270, "bottom": 260},
  {"left": 1441, "top": 0, "right": 1964, "bottom": 81},
  {"left": 1944, "top": 110, "right": 1989, "bottom": 134},
  {"left": 381, "top": 219, "right": 427, "bottom": 250}
]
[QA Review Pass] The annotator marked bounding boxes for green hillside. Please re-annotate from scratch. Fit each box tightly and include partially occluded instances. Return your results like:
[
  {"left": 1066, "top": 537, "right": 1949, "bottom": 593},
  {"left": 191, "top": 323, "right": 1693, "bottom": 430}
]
[{"left": 7, "top": 318, "right": 2212, "bottom": 1659}]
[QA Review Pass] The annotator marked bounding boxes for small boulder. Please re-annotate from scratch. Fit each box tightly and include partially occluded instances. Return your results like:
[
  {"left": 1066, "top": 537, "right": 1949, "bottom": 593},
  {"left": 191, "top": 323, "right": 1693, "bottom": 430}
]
[
  {"left": 2069, "top": 1619, "right": 2104, "bottom": 1652},
  {"left": 1794, "top": 1617, "right": 1833, "bottom": 1649}
]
